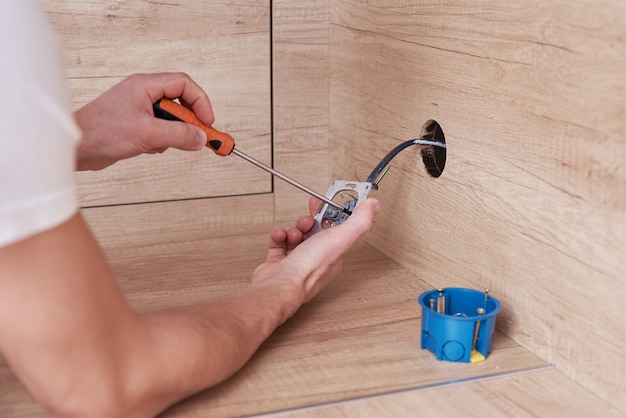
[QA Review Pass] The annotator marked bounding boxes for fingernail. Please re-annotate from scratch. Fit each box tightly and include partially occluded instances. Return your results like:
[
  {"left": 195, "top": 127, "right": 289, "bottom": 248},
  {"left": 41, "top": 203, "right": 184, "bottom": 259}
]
[{"left": 195, "top": 129, "right": 207, "bottom": 149}]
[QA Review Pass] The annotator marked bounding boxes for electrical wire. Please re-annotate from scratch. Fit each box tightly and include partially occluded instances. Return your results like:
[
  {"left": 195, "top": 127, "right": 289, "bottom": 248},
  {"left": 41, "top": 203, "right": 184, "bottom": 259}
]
[{"left": 366, "top": 138, "right": 447, "bottom": 189}]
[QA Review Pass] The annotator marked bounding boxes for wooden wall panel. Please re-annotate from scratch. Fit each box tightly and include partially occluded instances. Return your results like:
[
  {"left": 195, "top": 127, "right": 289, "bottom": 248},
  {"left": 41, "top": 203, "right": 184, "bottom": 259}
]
[
  {"left": 42, "top": 0, "right": 272, "bottom": 207},
  {"left": 329, "top": 0, "right": 626, "bottom": 413},
  {"left": 272, "top": 1, "right": 331, "bottom": 221}
]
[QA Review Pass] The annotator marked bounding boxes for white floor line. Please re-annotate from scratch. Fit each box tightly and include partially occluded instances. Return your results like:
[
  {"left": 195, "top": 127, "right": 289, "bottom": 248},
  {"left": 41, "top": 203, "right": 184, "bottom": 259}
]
[{"left": 247, "top": 363, "right": 555, "bottom": 417}]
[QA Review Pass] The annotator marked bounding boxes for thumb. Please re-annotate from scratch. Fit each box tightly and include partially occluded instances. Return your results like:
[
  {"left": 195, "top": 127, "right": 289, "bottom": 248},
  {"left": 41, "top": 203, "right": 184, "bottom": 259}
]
[
  {"left": 338, "top": 198, "right": 381, "bottom": 240},
  {"left": 149, "top": 119, "right": 207, "bottom": 152},
  {"left": 312, "top": 198, "right": 380, "bottom": 252},
  {"left": 295, "top": 198, "right": 380, "bottom": 269}
]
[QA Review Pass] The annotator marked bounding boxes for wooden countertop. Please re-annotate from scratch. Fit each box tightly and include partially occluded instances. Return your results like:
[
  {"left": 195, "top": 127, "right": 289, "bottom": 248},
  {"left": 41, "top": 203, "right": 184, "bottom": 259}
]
[{"left": 0, "top": 200, "right": 618, "bottom": 417}]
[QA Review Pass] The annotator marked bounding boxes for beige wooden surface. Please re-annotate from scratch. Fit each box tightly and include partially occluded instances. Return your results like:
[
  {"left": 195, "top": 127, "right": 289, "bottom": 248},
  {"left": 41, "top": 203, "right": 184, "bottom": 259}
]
[
  {"left": 0, "top": 201, "right": 548, "bottom": 417},
  {"left": 6, "top": 1, "right": 623, "bottom": 417},
  {"left": 42, "top": 0, "right": 272, "bottom": 207},
  {"left": 284, "top": 368, "right": 624, "bottom": 418},
  {"left": 272, "top": 0, "right": 332, "bottom": 221},
  {"left": 328, "top": 0, "right": 626, "bottom": 413},
  {"left": 81, "top": 200, "right": 551, "bottom": 416}
]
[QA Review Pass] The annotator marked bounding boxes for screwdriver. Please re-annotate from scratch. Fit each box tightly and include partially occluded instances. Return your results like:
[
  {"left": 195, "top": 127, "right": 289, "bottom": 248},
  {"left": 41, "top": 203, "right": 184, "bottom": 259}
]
[{"left": 153, "top": 98, "right": 349, "bottom": 215}]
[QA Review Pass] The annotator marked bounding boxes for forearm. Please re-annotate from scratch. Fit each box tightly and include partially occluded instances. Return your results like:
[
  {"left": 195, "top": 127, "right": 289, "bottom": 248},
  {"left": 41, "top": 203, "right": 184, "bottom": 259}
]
[
  {"left": 0, "top": 200, "right": 377, "bottom": 417},
  {"left": 0, "top": 213, "right": 302, "bottom": 418},
  {"left": 132, "top": 280, "right": 302, "bottom": 415}
]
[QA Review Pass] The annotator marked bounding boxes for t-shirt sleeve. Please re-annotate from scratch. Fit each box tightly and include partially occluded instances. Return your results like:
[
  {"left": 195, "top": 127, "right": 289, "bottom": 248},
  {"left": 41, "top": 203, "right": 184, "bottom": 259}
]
[{"left": 0, "top": 0, "right": 82, "bottom": 247}]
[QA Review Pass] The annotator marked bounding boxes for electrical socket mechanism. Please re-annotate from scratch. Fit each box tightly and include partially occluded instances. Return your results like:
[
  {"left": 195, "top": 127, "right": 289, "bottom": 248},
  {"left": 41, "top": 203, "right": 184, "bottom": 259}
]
[{"left": 307, "top": 181, "right": 373, "bottom": 236}]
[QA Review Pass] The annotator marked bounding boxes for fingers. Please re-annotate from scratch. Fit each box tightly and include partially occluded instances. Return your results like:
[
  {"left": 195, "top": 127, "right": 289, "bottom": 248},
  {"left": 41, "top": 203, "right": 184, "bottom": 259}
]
[
  {"left": 303, "top": 198, "right": 380, "bottom": 261},
  {"left": 286, "top": 228, "right": 303, "bottom": 251},
  {"left": 295, "top": 215, "right": 315, "bottom": 235},
  {"left": 308, "top": 197, "right": 322, "bottom": 216},
  {"left": 254, "top": 198, "right": 380, "bottom": 304},
  {"left": 143, "top": 72, "right": 214, "bottom": 126},
  {"left": 266, "top": 227, "right": 288, "bottom": 262},
  {"left": 140, "top": 72, "right": 216, "bottom": 152},
  {"left": 322, "top": 198, "right": 380, "bottom": 253},
  {"left": 266, "top": 226, "right": 305, "bottom": 263},
  {"left": 74, "top": 72, "right": 216, "bottom": 170},
  {"left": 333, "top": 198, "right": 380, "bottom": 243},
  {"left": 146, "top": 118, "right": 207, "bottom": 152},
  {"left": 287, "top": 198, "right": 380, "bottom": 272}
]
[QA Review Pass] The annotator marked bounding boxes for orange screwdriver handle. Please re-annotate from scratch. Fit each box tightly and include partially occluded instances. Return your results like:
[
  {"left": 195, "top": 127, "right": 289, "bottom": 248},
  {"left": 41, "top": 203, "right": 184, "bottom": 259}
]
[{"left": 153, "top": 98, "right": 235, "bottom": 156}]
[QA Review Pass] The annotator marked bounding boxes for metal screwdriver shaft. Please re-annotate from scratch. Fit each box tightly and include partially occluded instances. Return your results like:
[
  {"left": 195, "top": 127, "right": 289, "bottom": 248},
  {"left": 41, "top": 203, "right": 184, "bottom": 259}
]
[
  {"left": 231, "top": 148, "right": 349, "bottom": 214},
  {"left": 151, "top": 99, "right": 349, "bottom": 214}
]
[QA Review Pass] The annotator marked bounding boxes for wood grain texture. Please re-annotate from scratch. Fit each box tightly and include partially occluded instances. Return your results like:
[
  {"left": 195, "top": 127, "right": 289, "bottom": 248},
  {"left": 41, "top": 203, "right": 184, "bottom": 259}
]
[
  {"left": 157, "top": 242, "right": 546, "bottom": 417},
  {"left": 6, "top": 3, "right": 622, "bottom": 417},
  {"left": 82, "top": 195, "right": 276, "bottom": 311},
  {"left": 329, "top": 0, "right": 626, "bottom": 413},
  {"left": 272, "top": 0, "right": 332, "bottom": 221},
  {"left": 42, "top": 0, "right": 272, "bottom": 206},
  {"left": 0, "top": 202, "right": 547, "bottom": 417},
  {"left": 285, "top": 368, "right": 624, "bottom": 418}
]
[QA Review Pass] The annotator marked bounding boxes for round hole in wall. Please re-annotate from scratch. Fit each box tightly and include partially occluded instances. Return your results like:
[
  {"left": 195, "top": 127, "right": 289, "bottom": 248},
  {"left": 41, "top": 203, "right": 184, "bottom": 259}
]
[{"left": 419, "top": 120, "right": 446, "bottom": 177}]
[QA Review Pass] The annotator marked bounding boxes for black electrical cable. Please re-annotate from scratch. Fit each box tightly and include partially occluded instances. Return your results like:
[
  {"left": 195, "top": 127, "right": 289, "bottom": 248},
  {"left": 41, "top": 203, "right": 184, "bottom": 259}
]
[
  {"left": 365, "top": 140, "right": 415, "bottom": 189},
  {"left": 366, "top": 138, "right": 446, "bottom": 189}
]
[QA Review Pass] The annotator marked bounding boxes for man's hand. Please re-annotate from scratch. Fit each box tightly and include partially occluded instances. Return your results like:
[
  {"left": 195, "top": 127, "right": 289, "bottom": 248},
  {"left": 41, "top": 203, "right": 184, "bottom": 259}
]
[
  {"left": 252, "top": 198, "right": 381, "bottom": 305},
  {"left": 74, "top": 72, "right": 214, "bottom": 171},
  {"left": 0, "top": 196, "right": 379, "bottom": 417}
]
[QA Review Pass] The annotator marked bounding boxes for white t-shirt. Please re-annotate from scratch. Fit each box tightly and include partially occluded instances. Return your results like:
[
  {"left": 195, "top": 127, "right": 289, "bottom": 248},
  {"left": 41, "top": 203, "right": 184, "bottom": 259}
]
[{"left": 0, "top": 0, "right": 81, "bottom": 247}]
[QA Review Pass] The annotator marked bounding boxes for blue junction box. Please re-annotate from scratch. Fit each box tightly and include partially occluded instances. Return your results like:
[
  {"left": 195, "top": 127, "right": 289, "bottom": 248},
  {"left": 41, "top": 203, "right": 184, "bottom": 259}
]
[{"left": 418, "top": 287, "right": 501, "bottom": 363}]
